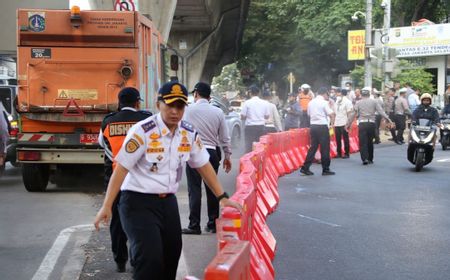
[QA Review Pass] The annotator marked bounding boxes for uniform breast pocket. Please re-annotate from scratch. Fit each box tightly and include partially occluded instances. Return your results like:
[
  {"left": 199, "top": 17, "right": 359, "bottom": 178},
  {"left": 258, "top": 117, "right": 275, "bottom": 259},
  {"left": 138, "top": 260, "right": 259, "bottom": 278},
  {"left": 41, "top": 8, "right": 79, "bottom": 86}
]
[{"left": 145, "top": 150, "right": 168, "bottom": 171}]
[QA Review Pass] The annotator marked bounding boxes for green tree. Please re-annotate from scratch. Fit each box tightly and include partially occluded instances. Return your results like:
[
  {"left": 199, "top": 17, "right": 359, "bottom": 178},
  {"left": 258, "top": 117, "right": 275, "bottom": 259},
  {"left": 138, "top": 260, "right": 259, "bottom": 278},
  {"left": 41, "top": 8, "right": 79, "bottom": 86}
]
[
  {"left": 350, "top": 60, "right": 435, "bottom": 93},
  {"left": 237, "top": 0, "right": 449, "bottom": 91},
  {"left": 211, "top": 63, "right": 245, "bottom": 95}
]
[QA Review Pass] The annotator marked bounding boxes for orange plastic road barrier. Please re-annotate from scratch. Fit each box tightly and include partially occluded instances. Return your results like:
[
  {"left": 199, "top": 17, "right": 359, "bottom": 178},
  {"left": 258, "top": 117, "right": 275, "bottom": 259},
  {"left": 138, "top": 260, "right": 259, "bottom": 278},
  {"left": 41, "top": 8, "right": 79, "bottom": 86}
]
[
  {"left": 216, "top": 218, "right": 240, "bottom": 251},
  {"left": 287, "top": 130, "right": 301, "bottom": 169},
  {"left": 279, "top": 132, "right": 297, "bottom": 171},
  {"left": 251, "top": 235, "right": 275, "bottom": 277},
  {"left": 222, "top": 175, "right": 257, "bottom": 241},
  {"left": 204, "top": 240, "right": 251, "bottom": 280},
  {"left": 265, "top": 134, "right": 287, "bottom": 176},
  {"left": 250, "top": 244, "right": 275, "bottom": 280},
  {"left": 349, "top": 136, "right": 359, "bottom": 153},
  {"left": 251, "top": 149, "right": 279, "bottom": 211},
  {"left": 253, "top": 208, "right": 277, "bottom": 261},
  {"left": 329, "top": 139, "right": 338, "bottom": 158},
  {"left": 259, "top": 136, "right": 281, "bottom": 178}
]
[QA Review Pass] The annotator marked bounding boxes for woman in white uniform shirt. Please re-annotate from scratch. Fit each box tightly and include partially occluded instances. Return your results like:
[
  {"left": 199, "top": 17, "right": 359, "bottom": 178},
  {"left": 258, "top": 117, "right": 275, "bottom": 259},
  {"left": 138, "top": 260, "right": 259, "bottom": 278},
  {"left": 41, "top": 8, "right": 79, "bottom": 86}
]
[{"left": 94, "top": 82, "right": 242, "bottom": 280}]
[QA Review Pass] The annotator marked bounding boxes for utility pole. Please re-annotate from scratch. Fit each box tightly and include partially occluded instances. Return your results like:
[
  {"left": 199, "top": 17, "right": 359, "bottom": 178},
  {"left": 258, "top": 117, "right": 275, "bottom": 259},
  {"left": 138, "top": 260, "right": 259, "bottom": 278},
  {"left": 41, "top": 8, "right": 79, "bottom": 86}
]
[
  {"left": 382, "top": 0, "right": 391, "bottom": 89},
  {"left": 364, "top": 0, "right": 373, "bottom": 88}
]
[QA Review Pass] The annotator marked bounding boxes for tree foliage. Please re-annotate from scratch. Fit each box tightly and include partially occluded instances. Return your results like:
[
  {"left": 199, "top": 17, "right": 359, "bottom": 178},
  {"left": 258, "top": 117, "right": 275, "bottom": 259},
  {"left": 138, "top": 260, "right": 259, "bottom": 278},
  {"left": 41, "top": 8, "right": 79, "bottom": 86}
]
[{"left": 237, "top": 0, "right": 449, "bottom": 94}]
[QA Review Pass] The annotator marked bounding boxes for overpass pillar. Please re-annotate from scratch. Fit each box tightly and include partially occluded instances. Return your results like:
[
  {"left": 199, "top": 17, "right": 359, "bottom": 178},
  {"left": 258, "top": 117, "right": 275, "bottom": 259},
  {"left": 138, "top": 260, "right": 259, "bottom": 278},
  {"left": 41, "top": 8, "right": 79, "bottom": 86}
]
[{"left": 168, "top": 32, "right": 211, "bottom": 90}]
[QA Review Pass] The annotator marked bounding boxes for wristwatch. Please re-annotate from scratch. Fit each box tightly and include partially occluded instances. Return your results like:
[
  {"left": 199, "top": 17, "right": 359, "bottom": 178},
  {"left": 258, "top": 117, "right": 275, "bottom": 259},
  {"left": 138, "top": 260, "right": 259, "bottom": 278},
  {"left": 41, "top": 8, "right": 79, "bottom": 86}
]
[{"left": 217, "top": 192, "right": 229, "bottom": 202}]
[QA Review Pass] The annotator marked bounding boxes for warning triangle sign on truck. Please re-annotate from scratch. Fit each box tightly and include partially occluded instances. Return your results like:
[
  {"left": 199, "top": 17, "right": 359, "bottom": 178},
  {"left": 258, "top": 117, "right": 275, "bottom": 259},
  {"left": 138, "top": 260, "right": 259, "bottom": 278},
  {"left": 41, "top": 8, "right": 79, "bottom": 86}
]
[{"left": 59, "top": 90, "right": 68, "bottom": 99}]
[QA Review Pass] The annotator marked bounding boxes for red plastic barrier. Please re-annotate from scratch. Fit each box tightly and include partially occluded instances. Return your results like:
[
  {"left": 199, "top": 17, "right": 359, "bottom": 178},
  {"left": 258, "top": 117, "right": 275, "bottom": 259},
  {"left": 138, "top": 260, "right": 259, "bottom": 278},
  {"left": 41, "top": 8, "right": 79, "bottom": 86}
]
[
  {"left": 250, "top": 245, "right": 275, "bottom": 280},
  {"left": 253, "top": 208, "right": 276, "bottom": 261},
  {"left": 204, "top": 240, "right": 251, "bottom": 280},
  {"left": 329, "top": 139, "right": 338, "bottom": 158},
  {"left": 222, "top": 174, "right": 257, "bottom": 241},
  {"left": 288, "top": 130, "right": 302, "bottom": 169},
  {"left": 216, "top": 218, "right": 240, "bottom": 251}
]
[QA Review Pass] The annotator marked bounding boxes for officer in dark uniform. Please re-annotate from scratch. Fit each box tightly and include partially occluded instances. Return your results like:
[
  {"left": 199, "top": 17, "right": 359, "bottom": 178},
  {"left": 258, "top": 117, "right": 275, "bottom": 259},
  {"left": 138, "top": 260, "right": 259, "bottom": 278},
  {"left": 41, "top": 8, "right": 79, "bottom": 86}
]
[
  {"left": 98, "top": 87, "right": 151, "bottom": 273},
  {"left": 94, "top": 81, "right": 242, "bottom": 280}
]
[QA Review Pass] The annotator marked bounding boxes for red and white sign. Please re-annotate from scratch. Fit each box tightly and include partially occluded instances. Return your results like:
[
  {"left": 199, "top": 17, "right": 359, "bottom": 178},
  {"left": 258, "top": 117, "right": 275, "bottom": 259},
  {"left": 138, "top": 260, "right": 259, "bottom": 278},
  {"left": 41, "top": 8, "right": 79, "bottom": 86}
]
[
  {"left": 114, "top": 0, "right": 138, "bottom": 11},
  {"left": 80, "top": 134, "right": 99, "bottom": 144},
  {"left": 18, "top": 133, "right": 55, "bottom": 142}
]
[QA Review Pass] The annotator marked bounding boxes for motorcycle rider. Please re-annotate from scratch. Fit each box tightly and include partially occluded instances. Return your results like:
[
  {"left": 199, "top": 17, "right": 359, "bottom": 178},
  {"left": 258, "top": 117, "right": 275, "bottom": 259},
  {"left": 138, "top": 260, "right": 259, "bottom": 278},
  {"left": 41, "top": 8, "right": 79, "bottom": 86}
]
[{"left": 411, "top": 93, "right": 440, "bottom": 125}]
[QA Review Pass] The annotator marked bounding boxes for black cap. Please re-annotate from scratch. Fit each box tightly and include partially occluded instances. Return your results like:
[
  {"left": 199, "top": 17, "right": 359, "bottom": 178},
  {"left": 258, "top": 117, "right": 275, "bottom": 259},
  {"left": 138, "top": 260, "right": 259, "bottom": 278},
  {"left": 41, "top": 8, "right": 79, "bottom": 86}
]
[
  {"left": 191, "top": 82, "right": 211, "bottom": 97},
  {"left": 158, "top": 81, "right": 188, "bottom": 105},
  {"left": 288, "top": 92, "right": 296, "bottom": 97},
  {"left": 118, "top": 87, "right": 141, "bottom": 104}
]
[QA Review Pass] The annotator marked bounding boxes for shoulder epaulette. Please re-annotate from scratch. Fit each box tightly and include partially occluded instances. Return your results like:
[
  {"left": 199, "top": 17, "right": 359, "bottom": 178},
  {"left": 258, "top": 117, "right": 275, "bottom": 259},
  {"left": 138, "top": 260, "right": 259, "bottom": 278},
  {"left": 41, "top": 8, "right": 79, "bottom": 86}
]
[
  {"left": 141, "top": 119, "right": 156, "bottom": 132},
  {"left": 181, "top": 120, "right": 194, "bottom": 132}
]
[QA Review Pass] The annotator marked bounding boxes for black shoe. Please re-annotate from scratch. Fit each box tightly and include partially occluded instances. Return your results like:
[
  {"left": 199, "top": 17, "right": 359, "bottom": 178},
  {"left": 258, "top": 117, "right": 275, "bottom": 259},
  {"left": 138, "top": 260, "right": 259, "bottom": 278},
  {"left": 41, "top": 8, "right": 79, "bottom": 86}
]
[
  {"left": 396, "top": 140, "right": 403, "bottom": 145},
  {"left": 362, "top": 160, "right": 369, "bottom": 165},
  {"left": 204, "top": 226, "right": 216, "bottom": 233},
  {"left": 341, "top": 155, "right": 349, "bottom": 159},
  {"left": 182, "top": 227, "right": 201, "bottom": 235},
  {"left": 300, "top": 168, "right": 314, "bottom": 176},
  {"left": 368, "top": 160, "right": 374, "bottom": 164},
  {"left": 322, "top": 170, "right": 335, "bottom": 175},
  {"left": 116, "top": 262, "right": 126, "bottom": 273},
  {"left": 374, "top": 140, "right": 381, "bottom": 144}
]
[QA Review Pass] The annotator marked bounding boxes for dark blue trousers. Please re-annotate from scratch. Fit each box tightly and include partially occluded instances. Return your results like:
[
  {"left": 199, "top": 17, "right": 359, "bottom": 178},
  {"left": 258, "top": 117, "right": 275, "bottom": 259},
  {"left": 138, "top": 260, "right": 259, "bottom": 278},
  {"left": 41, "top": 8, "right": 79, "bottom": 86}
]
[{"left": 119, "top": 191, "right": 182, "bottom": 280}]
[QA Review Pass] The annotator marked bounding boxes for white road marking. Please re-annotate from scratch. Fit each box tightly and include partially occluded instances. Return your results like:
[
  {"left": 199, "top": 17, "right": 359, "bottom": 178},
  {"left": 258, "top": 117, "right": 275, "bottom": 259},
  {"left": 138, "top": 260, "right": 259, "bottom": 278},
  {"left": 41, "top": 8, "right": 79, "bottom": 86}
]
[
  {"left": 297, "top": 214, "right": 341, "bottom": 227},
  {"left": 437, "top": 158, "right": 450, "bottom": 162},
  {"left": 31, "top": 224, "right": 94, "bottom": 280}
]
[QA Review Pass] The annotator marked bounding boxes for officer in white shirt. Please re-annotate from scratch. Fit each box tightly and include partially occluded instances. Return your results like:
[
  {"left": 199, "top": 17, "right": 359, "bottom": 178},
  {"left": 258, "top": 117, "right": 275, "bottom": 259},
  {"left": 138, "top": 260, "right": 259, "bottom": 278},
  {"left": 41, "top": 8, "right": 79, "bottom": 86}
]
[
  {"left": 94, "top": 81, "right": 242, "bottom": 280},
  {"left": 300, "top": 87, "right": 336, "bottom": 176},
  {"left": 334, "top": 88, "right": 353, "bottom": 158},
  {"left": 240, "top": 86, "right": 270, "bottom": 152}
]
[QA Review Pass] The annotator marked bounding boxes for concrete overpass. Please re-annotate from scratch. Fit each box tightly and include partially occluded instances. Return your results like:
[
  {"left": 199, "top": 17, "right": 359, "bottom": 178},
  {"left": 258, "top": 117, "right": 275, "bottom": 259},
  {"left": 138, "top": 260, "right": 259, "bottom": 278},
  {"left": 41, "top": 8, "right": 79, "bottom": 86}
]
[{"left": 0, "top": 0, "right": 250, "bottom": 89}]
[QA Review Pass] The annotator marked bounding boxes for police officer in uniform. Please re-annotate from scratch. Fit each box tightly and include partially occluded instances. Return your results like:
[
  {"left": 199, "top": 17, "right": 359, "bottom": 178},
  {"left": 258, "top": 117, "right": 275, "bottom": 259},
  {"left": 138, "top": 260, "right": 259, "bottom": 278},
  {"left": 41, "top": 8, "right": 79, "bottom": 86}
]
[
  {"left": 98, "top": 87, "right": 151, "bottom": 272},
  {"left": 94, "top": 81, "right": 242, "bottom": 280},
  {"left": 348, "top": 87, "right": 393, "bottom": 165}
]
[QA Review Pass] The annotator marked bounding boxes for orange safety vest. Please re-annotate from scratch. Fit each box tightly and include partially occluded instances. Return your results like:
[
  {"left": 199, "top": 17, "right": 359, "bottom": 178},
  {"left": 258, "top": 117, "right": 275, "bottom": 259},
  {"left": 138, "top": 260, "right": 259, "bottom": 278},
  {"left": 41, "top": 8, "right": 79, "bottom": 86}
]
[{"left": 299, "top": 94, "right": 312, "bottom": 111}]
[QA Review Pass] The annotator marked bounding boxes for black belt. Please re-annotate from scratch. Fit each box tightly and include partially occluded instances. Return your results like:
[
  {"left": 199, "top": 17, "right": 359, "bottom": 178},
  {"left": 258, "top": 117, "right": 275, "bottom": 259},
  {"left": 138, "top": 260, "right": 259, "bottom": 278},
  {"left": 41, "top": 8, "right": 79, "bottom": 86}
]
[{"left": 123, "top": 190, "right": 174, "bottom": 198}]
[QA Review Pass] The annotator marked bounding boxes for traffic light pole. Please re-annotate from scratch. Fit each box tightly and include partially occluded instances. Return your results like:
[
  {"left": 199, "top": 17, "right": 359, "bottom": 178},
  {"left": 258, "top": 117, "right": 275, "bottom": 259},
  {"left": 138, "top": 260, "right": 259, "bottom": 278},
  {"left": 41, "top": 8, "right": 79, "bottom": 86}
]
[{"left": 364, "top": 0, "right": 373, "bottom": 88}]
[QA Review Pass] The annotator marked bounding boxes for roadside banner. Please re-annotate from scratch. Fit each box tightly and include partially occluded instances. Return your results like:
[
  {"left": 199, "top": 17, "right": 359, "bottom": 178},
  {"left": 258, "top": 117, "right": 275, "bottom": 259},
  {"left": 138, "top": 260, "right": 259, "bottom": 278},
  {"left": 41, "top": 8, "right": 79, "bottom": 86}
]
[
  {"left": 388, "top": 23, "right": 450, "bottom": 57},
  {"left": 348, "top": 30, "right": 365, "bottom": 61}
]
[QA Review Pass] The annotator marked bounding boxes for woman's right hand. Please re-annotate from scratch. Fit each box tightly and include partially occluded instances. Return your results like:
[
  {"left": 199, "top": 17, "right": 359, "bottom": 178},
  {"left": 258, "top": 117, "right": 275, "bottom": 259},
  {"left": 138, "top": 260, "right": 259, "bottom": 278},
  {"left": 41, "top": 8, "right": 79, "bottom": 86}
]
[{"left": 94, "top": 205, "right": 112, "bottom": 231}]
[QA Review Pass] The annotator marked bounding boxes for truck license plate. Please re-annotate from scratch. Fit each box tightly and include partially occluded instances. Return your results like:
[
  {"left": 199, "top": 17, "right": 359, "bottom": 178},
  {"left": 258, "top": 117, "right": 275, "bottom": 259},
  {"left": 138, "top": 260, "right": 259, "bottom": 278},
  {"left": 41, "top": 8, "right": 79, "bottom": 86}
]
[{"left": 80, "top": 134, "right": 98, "bottom": 144}]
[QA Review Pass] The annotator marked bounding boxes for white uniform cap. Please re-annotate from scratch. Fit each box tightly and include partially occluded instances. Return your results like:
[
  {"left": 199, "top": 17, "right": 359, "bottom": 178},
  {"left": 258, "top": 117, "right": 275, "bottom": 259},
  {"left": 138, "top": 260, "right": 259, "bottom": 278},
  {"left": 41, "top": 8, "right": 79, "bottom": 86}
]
[{"left": 300, "top": 84, "right": 311, "bottom": 89}]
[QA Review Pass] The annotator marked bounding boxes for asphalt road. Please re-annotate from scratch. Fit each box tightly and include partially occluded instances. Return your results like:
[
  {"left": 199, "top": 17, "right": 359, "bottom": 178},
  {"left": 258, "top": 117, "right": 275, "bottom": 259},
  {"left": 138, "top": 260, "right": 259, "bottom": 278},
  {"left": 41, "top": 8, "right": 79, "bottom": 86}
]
[
  {"left": 269, "top": 142, "right": 450, "bottom": 280},
  {"left": 0, "top": 164, "right": 104, "bottom": 280}
]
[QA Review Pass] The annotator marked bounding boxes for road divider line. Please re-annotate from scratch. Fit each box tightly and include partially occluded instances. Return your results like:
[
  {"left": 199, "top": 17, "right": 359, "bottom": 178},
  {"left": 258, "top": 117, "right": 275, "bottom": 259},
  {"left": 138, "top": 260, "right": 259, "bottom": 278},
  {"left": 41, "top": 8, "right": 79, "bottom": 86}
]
[
  {"left": 297, "top": 214, "right": 341, "bottom": 227},
  {"left": 31, "top": 224, "right": 94, "bottom": 280}
]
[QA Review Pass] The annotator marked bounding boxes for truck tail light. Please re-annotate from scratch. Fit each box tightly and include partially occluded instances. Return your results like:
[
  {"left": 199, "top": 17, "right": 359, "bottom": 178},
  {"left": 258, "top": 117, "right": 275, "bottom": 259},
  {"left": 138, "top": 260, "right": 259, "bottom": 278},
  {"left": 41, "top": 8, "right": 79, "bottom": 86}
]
[
  {"left": 9, "top": 127, "right": 19, "bottom": 137},
  {"left": 18, "top": 151, "right": 41, "bottom": 161}
]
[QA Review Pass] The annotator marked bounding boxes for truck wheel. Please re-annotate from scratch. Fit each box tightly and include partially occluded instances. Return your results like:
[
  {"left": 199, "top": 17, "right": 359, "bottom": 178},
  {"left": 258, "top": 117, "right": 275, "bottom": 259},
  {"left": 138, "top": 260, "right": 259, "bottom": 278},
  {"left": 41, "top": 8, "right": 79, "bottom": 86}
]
[{"left": 22, "top": 163, "right": 50, "bottom": 192}]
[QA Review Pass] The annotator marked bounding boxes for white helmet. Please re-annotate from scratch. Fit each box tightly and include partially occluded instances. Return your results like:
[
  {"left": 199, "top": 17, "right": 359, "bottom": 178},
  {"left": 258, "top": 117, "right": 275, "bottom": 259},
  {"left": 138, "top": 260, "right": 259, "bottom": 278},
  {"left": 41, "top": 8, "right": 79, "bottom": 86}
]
[
  {"left": 420, "top": 93, "right": 432, "bottom": 103},
  {"left": 300, "top": 84, "right": 311, "bottom": 90},
  {"left": 361, "top": 87, "right": 371, "bottom": 96}
]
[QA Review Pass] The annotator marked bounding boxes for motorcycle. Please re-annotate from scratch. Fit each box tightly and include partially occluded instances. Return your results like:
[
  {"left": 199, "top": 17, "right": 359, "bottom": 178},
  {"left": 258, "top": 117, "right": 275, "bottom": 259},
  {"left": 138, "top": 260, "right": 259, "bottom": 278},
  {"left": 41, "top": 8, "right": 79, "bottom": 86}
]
[
  {"left": 439, "top": 116, "right": 450, "bottom": 150},
  {"left": 407, "top": 118, "right": 437, "bottom": 172}
]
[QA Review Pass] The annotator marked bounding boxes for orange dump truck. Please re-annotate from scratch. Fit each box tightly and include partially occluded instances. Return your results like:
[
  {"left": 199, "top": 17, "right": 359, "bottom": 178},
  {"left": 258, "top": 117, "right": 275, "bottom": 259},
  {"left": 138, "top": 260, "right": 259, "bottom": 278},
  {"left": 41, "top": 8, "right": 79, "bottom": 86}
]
[{"left": 16, "top": 8, "right": 166, "bottom": 191}]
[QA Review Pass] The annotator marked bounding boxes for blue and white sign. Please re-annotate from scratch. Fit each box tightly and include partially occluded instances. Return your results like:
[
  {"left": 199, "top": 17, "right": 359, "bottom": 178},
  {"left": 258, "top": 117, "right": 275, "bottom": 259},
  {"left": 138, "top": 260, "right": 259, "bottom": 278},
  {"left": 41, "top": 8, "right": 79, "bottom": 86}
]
[{"left": 28, "top": 12, "right": 46, "bottom": 32}]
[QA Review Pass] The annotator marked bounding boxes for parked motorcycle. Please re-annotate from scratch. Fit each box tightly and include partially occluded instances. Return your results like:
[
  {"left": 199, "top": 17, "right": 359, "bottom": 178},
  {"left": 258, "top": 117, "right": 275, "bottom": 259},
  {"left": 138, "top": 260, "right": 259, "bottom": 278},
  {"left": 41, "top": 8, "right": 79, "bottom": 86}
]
[
  {"left": 407, "top": 118, "right": 437, "bottom": 172},
  {"left": 440, "top": 116, "right": 450, "bottom": 150}
]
